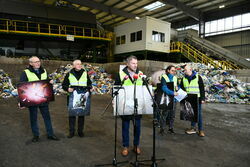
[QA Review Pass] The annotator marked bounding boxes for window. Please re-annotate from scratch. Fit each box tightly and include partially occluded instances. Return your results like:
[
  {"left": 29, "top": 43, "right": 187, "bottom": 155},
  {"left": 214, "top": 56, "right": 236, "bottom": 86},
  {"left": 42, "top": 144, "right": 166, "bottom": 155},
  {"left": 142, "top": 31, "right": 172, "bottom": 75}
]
[
  {"left": 177, "top": 13, "right": 250, "bottom": 37},
  {"left": 152, "top": 31, "right": 165, "bottom": 42},
  {"left": 130, "top": 32, "right": 136, "bottom": 42},
  {"left": 217, "top": 19, "right": 224, "bottom": 31},
  {"left": 144, "top": 1, "right": 165, "bottom": 11},
  {"left": 136, "top": 31, "right": 142, "bottom": 41},
  {"left": 116, "top": 37, "right": 120, "bottom": 45},
  {"left": 210, "top": 20, "right": 217, "bottom": 32},
  {"left": 242, "top": 13, "right": 250, "bottom": 27},
  {"left": 225, "top": 17, "right": 233, "bottom": 30},
  {"left": 130, "top": 31, "right": 142, "bottom": 42},
  {"left": 116, "top": 35, "right": 126, "bottom": 45},
  {"left": 233, "top": 15, "right": 241, "bottom": 28},
  {"left": 121, "top": 35, "right": 126, "bottom": 44}
]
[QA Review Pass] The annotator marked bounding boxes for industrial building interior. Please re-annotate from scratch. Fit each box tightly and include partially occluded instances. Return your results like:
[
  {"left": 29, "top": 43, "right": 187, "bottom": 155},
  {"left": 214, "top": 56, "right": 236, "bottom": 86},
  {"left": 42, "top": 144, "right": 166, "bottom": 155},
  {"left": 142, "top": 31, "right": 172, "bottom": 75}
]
[{"left": 0, "top": 0, "right": 250, "bottom": 167}]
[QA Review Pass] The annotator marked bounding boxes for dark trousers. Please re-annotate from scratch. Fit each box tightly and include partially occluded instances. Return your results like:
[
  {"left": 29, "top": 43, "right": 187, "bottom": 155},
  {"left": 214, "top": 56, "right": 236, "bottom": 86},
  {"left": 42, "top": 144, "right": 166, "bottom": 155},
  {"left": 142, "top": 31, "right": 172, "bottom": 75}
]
[
  {"left": 69, "top": 116, "right": 85, "bottom": 134},
  {"left": 28, "top": 105, "right": 54, "bottom": 137},
  {"left": 167, "top": 102, "right": 176, "bottom": 129},
  {"left": 122, "top": 118, "right": 141, "bottom": 147}
]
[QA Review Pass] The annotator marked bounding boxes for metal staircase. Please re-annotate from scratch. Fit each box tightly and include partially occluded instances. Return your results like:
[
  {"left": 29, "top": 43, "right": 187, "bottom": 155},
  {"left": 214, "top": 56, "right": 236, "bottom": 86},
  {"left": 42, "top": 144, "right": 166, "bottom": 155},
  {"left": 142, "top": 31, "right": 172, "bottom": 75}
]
[
  {"left": 170, "top": 41, "right": 239, "bottom": 70},
  {"left": 175, "top": 29, "right": 250, "bottom": 69}
]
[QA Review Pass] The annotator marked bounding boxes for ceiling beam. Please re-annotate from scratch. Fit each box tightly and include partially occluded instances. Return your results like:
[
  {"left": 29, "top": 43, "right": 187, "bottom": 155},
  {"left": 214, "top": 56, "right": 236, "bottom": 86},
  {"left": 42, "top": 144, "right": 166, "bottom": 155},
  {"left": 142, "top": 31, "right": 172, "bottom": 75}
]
[
  {"left": 98, "top": 1, "right": 137, "bottom": 20},
  {"left": 65, "top": 0, "right": 136, "bottom": 19},
  {"left": 102, "top": 0, "right": 157, "bottom": 25},
  {"left": 161, "top": 0, "right": 201, "bottom": 21}
]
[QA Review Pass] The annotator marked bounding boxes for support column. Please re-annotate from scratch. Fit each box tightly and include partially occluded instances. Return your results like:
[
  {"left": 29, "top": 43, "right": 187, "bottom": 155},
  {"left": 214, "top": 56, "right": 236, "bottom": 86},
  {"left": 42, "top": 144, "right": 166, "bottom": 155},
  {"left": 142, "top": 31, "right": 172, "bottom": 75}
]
[{"left": 199, "top": 20, "right": 205, "bottom": 38}]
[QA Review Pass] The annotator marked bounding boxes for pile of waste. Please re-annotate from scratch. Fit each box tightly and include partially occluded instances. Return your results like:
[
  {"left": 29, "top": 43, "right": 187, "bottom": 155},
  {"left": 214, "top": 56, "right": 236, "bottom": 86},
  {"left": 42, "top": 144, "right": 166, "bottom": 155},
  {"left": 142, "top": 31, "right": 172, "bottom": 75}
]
[
  {"left": 0, "top": 69, "right": 17, "bottom": 98},
  {"left": 175, "top": 63, "right": 250, "bottom": 104},
  {"left": 49, "top": 63, "right": 114, "bottom": 95}
]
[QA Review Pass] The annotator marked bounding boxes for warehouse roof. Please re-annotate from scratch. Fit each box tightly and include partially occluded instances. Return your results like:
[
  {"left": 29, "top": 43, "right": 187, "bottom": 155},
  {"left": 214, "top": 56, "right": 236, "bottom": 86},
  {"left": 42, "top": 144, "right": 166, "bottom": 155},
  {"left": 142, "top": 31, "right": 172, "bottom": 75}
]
[{"left": 15, "top": 0, "right": 250, "bottom": 28}]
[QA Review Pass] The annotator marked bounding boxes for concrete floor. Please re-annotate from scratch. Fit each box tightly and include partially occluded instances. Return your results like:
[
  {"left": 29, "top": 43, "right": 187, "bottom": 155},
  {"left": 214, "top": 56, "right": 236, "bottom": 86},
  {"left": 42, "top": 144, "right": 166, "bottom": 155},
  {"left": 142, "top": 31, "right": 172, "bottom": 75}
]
[{"left": 0, "top": 95, "right": 250, "bottom": 167}]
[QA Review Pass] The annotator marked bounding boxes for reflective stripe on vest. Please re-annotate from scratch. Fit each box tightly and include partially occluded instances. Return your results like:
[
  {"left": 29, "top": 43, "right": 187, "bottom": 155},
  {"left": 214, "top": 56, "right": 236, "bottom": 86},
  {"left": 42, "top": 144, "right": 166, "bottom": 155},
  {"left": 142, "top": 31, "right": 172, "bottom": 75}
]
[
  {"left": 24, "top": 69, "right": 47, "bottom": 82},
  {"left": 161, "top": 74, "right": 177, "bottom": 91},
  {"left": 119, "top": 71, "right": 143, "bottom": 86},
  {"left": 68, "top": 71, "right": 87, "bottom": 86},
  {"left": 183, "top": 74, "right": 200, "bottom": 97}
]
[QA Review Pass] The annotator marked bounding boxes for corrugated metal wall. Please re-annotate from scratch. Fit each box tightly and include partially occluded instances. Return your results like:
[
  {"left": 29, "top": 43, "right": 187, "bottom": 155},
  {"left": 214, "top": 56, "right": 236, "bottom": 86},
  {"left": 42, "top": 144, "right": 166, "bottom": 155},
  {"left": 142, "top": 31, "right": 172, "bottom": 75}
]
[{"left": 206, "top": 30, "right": 250, "bottom": 59}]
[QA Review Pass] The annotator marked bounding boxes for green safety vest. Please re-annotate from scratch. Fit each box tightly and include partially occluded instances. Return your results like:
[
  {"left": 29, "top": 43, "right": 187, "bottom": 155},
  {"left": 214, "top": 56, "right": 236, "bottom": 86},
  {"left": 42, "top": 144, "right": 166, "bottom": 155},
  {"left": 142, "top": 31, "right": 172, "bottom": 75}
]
[
  {"left": 182, "top": 74, "right": 200, "bottom": 97},
  {"left": 24, "top": 69, "right": 47, "bottom": 82},
  {"left": 68, "top": 71, "right": 87, "bottom": 86},
  {"left": 119, "top": 71, "right": 143, "bottom": 86},
  {"left": 161, "top": 74, "right": 178, "bottom": 91}
]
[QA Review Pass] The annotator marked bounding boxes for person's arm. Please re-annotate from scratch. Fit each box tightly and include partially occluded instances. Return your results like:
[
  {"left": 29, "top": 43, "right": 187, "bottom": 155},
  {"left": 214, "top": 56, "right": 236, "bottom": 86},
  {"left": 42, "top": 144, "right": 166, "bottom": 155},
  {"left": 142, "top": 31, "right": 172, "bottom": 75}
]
[
  {"left": 87, "top": 74, "right": 92, "bottom": 89},
  {"left": 161, "top": 77, "right": 174, "bottom": 96},
  {"left": 62, "top": 73, "right": 70, "bottom": 92},
  {"left": 198, "top": 75, "right": 205, "bottom": 102},
  {"left": 114, "top": 73, "right": 121, "bottom": 85},
  {"left": 20, "top": 71, "right": 28, "bottom": 82}
]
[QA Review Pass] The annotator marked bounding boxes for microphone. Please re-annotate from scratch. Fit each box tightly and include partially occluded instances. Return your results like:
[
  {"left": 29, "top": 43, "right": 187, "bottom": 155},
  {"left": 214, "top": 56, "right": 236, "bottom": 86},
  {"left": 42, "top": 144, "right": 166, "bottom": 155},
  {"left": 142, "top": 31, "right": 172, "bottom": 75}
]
[
  {"left": 121, "top": 75, "right": 129, "bottom": 85},
  {"left": 139, "top": 73, "right": 149, "bottom": 83},
  {"left": 133, "top": 74, "right": 139, "bottom": 80}
]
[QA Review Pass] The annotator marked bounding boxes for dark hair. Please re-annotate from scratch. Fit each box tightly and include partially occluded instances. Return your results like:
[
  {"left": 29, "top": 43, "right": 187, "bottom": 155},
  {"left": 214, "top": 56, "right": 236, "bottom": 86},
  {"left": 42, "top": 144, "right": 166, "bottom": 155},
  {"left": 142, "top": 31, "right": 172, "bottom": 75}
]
[{"left": 165, "top": 65, "right": 175, "bottom": 74}]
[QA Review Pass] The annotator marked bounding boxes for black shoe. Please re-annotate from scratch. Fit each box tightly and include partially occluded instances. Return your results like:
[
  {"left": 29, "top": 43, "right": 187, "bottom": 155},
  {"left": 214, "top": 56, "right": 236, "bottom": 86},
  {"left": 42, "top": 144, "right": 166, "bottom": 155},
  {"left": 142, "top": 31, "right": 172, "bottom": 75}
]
[
  {"left": 32, "top": 136, "right": 39, "bottom": 142},
  {"left": 67, "top": 133, "right": 74, "bottom": 138},
  {"left": 47, "top": 135, "right": 60, "bottom": 141},
  {"left": 168, "top": 128, "right": 175, "bottom": 134},
  {"left": 78, "top": 132, "right": 84, "bottom": 137}
]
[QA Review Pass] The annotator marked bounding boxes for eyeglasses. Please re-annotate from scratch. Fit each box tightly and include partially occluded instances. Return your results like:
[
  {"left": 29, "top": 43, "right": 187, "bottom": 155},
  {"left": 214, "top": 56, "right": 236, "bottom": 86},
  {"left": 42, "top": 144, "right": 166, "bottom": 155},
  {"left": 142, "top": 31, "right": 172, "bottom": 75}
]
[{"left": 31, "top": 61, "right": 40, "bottom": 63}]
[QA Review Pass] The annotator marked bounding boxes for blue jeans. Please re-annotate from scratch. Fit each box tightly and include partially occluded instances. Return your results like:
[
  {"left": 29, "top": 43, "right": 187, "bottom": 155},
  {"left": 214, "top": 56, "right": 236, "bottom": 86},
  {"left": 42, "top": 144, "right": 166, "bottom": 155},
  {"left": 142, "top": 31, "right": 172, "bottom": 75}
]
[
  {"left": 122, "top": 118, "right": 141, "bottom": 147},
  {"left": 191, "top": 103, "right": 203, "bottom": 130},
  {"left": 28, "top": 105, "right": 54, "bottom": 137}
]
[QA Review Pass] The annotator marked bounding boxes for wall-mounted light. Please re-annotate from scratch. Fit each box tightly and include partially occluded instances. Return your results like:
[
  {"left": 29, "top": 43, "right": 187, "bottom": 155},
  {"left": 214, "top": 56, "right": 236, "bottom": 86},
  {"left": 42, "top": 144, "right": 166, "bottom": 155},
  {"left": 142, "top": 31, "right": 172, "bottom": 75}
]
[
  {"left": 135, "top": 16, "right": 140, "bottom": 20},
  {"left": 219, "top": 5, "right": 225, "bottom": 8}
]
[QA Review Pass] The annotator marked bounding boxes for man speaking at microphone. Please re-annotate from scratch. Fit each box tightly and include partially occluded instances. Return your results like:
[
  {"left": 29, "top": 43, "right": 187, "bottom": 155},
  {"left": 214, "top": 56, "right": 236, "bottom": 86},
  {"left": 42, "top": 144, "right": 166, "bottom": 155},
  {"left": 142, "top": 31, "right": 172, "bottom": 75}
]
[{"left": 114, "top": 55, "right": 145, "bottom": 157}]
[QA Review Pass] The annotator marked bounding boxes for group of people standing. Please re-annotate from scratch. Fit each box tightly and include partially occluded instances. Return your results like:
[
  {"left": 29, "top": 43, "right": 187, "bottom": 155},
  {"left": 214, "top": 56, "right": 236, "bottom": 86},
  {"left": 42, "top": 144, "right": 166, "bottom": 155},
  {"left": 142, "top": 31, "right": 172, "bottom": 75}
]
[
  {"left": 115, "top": 56, "right": 205, "bottom": 157},
  {"left": 18, "top": 55, "right": 205, "bottom": 158},
  {"left": 19, "top": 56, "right": 92, "bottom": 142}
]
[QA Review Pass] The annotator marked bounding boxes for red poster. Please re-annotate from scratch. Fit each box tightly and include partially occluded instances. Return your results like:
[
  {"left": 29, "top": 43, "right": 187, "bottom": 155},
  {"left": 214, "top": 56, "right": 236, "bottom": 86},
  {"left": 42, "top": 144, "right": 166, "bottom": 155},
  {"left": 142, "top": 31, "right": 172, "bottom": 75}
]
[{"left": 17, "top": 80, "right": 54, "bottom": 107}]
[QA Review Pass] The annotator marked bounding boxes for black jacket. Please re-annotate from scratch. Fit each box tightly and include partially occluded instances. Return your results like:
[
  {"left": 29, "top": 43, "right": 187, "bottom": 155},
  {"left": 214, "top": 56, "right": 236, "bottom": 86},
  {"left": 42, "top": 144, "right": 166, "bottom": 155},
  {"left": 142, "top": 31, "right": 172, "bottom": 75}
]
[{"left": 180, "top": 73, "right": 205, "bottom": 103}]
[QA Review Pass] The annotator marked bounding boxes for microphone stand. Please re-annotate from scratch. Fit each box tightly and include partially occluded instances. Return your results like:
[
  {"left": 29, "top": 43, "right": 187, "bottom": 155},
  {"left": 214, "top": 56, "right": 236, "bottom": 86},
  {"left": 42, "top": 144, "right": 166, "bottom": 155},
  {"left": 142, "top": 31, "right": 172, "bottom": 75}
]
[
  {"left": 132, "top": 77, "right": 165, "bottom": 167},
  {"left": 130, "top": 78, "right": 140, "bottom": 167},
  {"left": 96, "top": 79, "right": 129, "bottom": 167}
]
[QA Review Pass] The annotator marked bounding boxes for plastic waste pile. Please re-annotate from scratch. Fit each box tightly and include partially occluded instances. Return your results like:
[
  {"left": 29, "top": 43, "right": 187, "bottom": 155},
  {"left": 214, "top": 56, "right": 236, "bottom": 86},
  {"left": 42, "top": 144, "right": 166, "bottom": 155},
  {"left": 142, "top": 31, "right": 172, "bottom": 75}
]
[
  {"left": 175, "top": 63, "right": 250, "bottom": 104},
  {"left": 0, "top": 69, "right": 17, "bottom": 98},
  {"left": 49, "top": 63, "right": 114, "bottom": 95}
]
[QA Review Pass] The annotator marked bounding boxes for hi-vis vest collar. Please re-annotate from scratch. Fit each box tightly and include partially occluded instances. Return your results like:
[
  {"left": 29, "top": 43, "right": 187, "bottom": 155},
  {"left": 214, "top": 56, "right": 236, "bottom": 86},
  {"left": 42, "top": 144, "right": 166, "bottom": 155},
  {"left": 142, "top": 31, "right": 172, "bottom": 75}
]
[
  {"left": 161, "top": 74, "right": 178, "bottom": 91},
  {"left": 68, "top": 71, "right": 87, "bottom": 86},
  {"left": 119, "top": 70, "right": 143, "bottom": 86},
  {"left": 24, "top": 69, "right": 47, "bottom": 82},
  {"left": 183, "top": 74, "right": 200, "bottom": 97}
]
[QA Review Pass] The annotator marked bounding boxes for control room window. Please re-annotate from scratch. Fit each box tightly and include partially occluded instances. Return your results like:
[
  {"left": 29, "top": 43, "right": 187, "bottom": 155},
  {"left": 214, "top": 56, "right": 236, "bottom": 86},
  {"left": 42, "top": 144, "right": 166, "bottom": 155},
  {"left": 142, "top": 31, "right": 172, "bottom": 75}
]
[
  {"left": 121, "top": 35, "right": 126, "bottom": 44},
  {"left": 136, "top": 31, "right": 142, "bottom": 41},
  {"left": 152, "top": 31, "right": 165, "bottom": 42},
  {"left": 116, "top": 37, "right": 120, "bottom": 45},
  {"left": 130, "top": 32, "right": 136, "bottom": 42}
]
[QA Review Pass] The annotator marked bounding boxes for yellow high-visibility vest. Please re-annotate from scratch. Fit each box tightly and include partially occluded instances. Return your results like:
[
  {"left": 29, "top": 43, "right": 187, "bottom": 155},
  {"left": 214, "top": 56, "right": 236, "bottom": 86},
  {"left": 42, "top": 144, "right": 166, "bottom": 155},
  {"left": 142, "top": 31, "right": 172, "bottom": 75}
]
[
  {"left": 183, "top": 74, "right": 200, "bottom": 97},
  {"left": 24, "top": 69, "right": 47, "bottom": 82},
  {"left": 119, "top": 71, "right": 143, "bottom": 86},
  {"left": 68, "top": 71, "right": 87, "bottom": 86}
]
